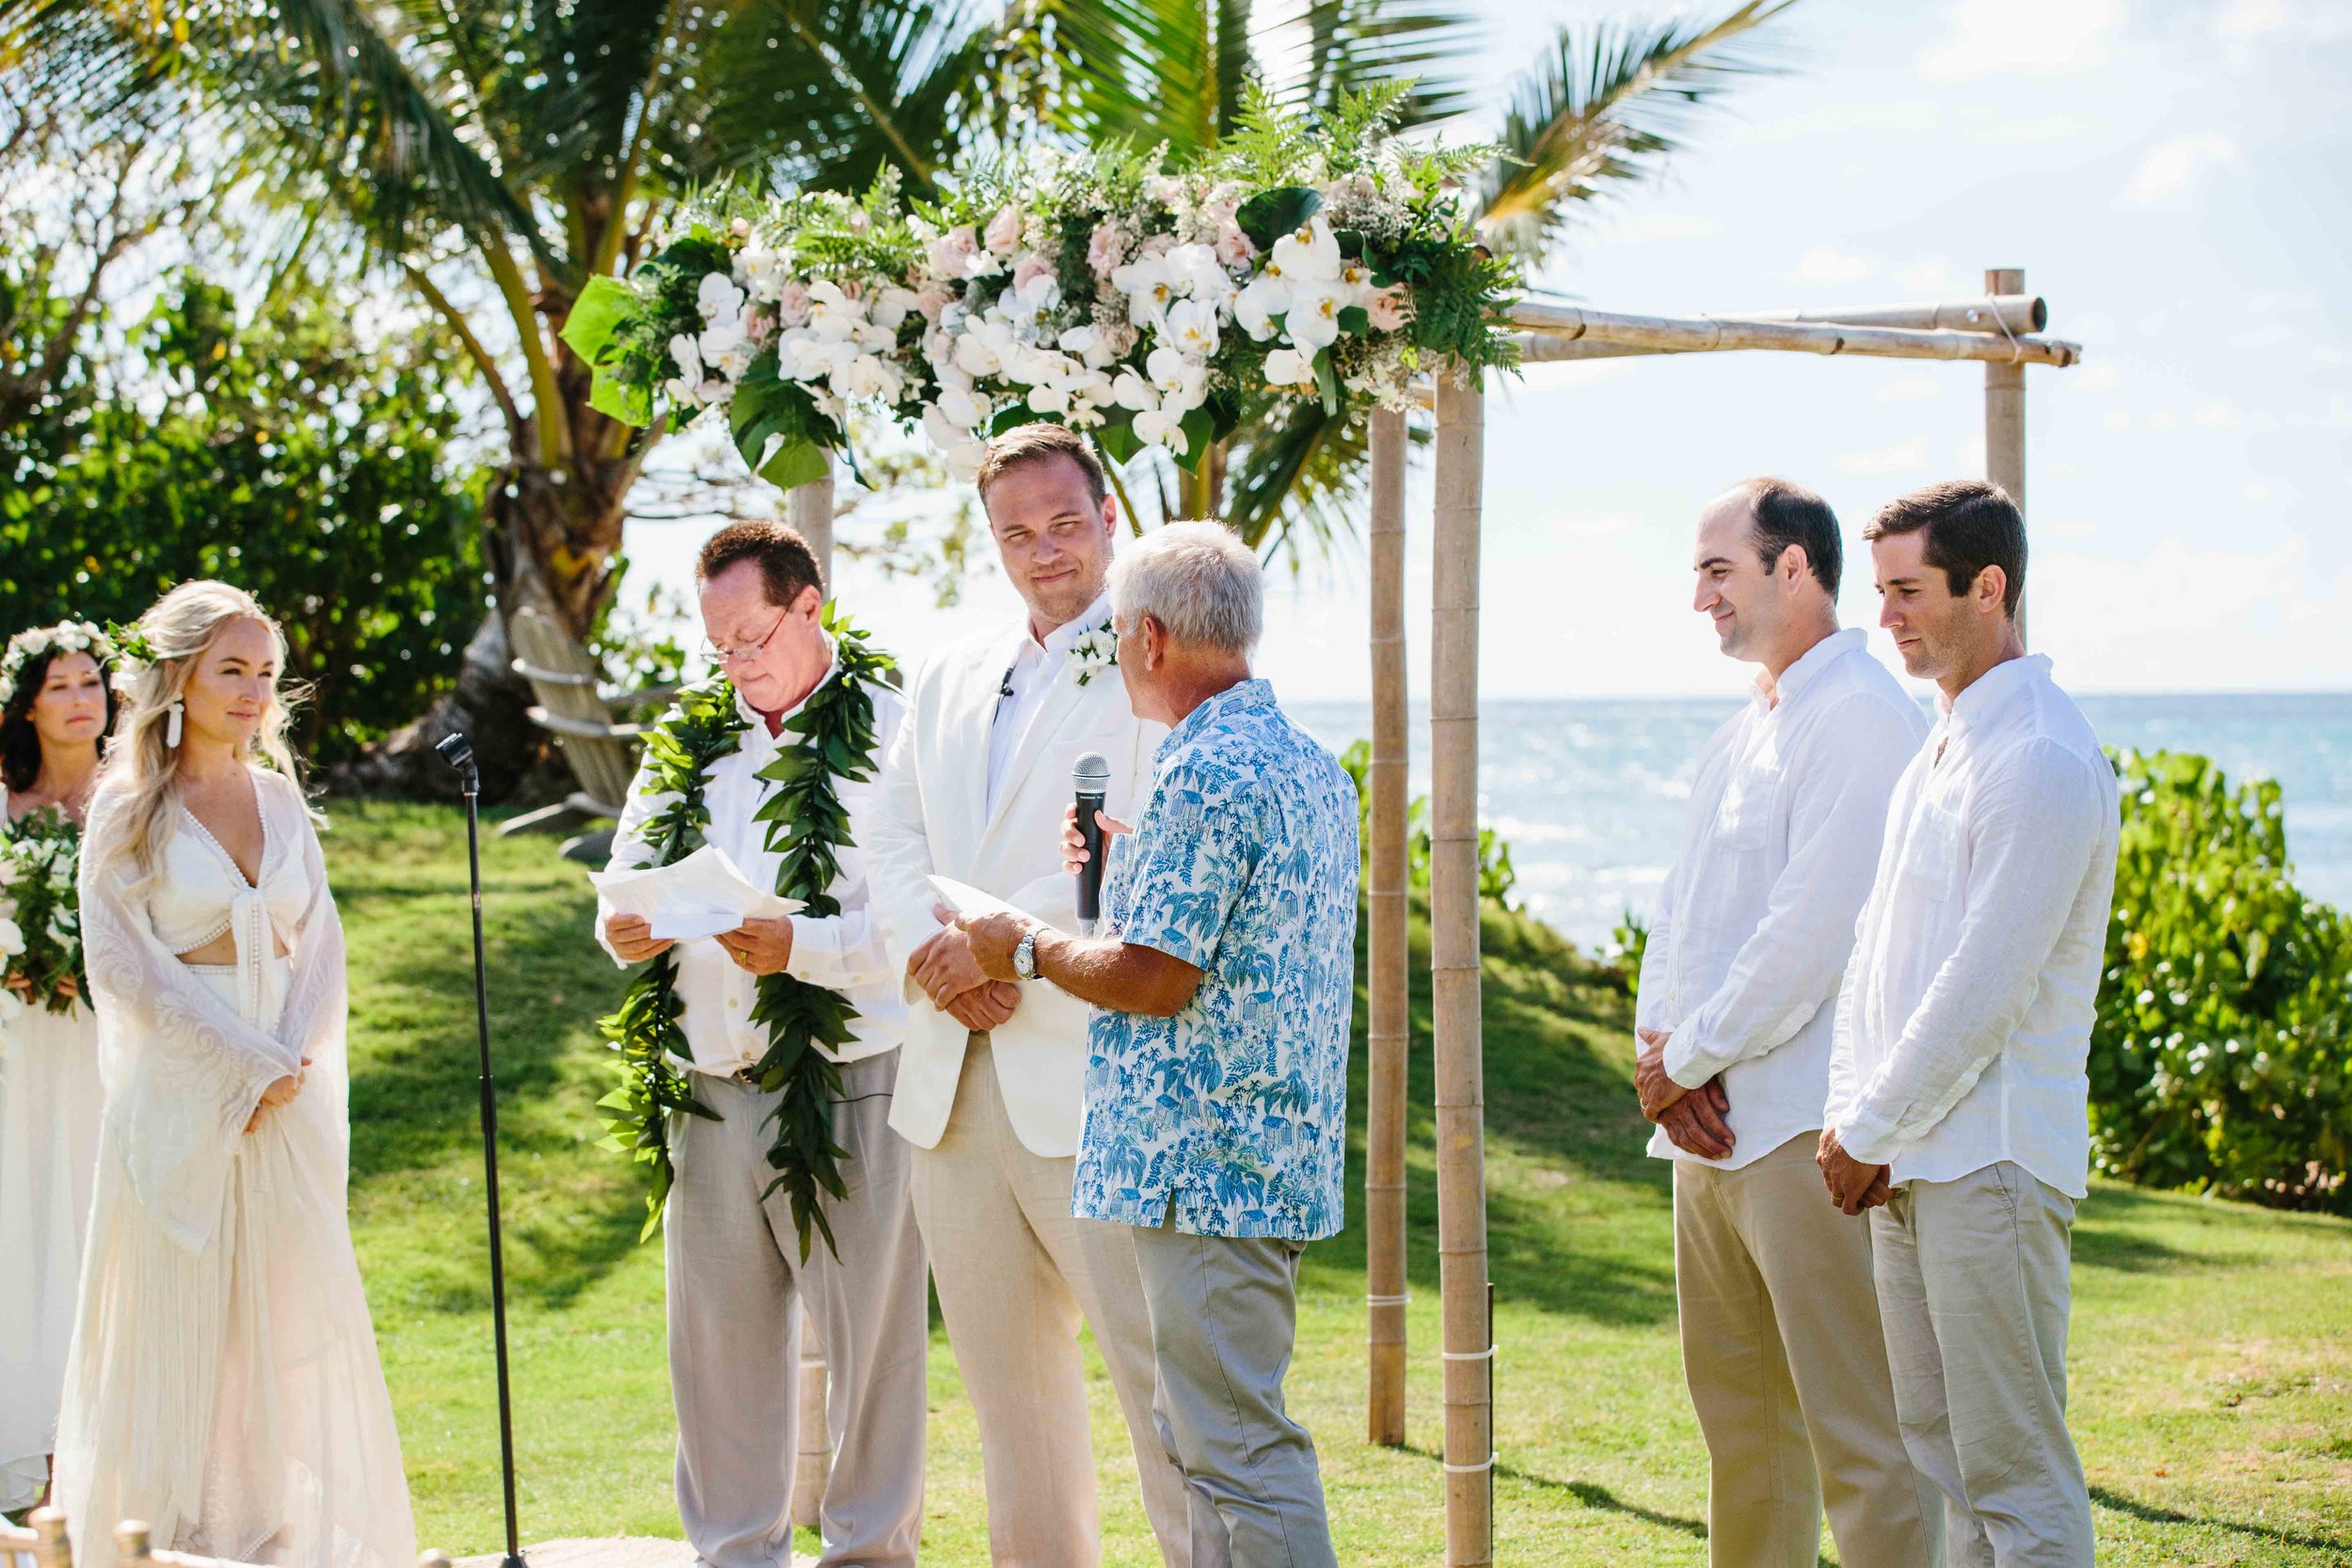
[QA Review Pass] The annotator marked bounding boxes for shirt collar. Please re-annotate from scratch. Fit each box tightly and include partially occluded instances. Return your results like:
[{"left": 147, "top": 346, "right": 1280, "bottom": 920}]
[
  {"left": 1937, "top": 651, "right": 2050, "bottom": 735},
  {"left": 1156, "top": 676, "right": 1274, "bottom": 763},
  {"left": 735, "top": 637, "right": 840, "bottom": 736},
  {"left": 1754, "top": 626, "right": 1863, "bottom": 711},
  {"left": 1022, "top": 590, "right": 1113, "bottom": 668}
]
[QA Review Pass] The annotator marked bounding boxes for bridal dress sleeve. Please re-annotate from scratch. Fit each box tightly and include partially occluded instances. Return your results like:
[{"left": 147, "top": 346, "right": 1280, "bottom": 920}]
[{"left": 76, "top": 780, "right": 335, "bottom": 1252}]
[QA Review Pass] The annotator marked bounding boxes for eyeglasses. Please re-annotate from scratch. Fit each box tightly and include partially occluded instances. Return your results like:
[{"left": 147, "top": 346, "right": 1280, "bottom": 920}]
[{"left": 702, "top": 610, "right": 789, "bottom": 666}]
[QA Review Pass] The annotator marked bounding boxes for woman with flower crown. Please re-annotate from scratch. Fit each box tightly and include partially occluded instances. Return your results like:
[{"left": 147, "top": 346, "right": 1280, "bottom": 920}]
[
  {"left": 51, "top": 581, "right": 413, "bottom": 1568},
  {"left": 0, "top": 618, "right": 115, "bottom": 1513}
]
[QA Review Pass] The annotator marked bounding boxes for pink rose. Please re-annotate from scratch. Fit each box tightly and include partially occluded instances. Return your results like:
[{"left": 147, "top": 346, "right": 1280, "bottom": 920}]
[
  {"left": 1138, "top": 232, "right": 1176, "bottom": 260},
  {"left": 1012, "top": 250, "right": 1056, "bottom": 292},
  {"left": 1366, "top": 285, "right": 1410, "bottom": 333},
  {"left": 1215, "top": 216, "right": 1256, "bottom": 266},
  {"left": 930, "top": 227, "right": 978, "bottom": 277},
  {"left": 776, "top": 281, "right": 811, "bottom": 328},
  {"left": 984, "top": 205, "right": 1022, "bottom": 257},
  {"left": 743, "top": 307, "right": 776, "bottom": 346},
  {"left": 914, "top": 282, "right": 953, "bottom": 323},
  {"left": 1088, "top": 220, "right": 1131, "bottom": 281},
  {"left": 1098, "top": 318, "right": 1140, "bottom": 359}
]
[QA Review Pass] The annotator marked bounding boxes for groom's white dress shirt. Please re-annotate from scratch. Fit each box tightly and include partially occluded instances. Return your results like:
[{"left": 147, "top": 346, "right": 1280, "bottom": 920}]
[
  {"left": 1638, "top": 627, "right": 1928, "bottom": 1169},
  {"left": 1829, "top": 653, "right": 2119, "bottom": 1198},
  {"left": 987, "top": 592, "right": 1108, "bottom": 816},
  {"left": 597, "top": 655, "right": 910, "bottom": 1076}
]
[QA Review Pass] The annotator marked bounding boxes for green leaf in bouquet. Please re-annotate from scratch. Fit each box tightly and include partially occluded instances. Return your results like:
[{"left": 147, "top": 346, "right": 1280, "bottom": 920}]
[
  {"left": 1237, "top": 185, "right": 1324, "bottom": 251},
  {"left": 1093, "top": 411, "right": 1142, "bottom": 465},
  {"left": 559, "top": 276, "right": 641, "bottom": 368},
  {"left": 589, "top": 367, "right": 653, "bottom": 427},
  {"left": 1338, "top": 305, "right": 1372, "bottom": 336},
  {"left": 1177, "top": 404, "right": 1217, "bottom": 468},
  {"left": 1313, "top": 351, "right": 1341, "bottom": 415}
]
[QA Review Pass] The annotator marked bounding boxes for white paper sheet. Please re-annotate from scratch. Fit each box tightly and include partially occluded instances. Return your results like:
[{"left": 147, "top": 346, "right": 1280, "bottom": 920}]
[
  {"left": 590, "top": 845, "right": 804, "bottom": 941},
  {"left": 926, "top": 873, "right": 1021, "bottom": 920}
]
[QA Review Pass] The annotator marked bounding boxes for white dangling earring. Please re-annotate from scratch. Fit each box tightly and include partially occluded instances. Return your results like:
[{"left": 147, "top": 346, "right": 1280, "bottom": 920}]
[{"left": 166, "top": 700, "right": 184, "bottom": 749}]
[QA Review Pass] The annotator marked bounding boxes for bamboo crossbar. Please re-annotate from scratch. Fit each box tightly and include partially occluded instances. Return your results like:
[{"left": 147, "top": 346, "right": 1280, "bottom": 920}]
[
  {"left": 1749, "top": 292, "right": 2046, "bottom": 335},
  {"left": 1503, "top": 300, "right": 2082, "bottom": 367}
]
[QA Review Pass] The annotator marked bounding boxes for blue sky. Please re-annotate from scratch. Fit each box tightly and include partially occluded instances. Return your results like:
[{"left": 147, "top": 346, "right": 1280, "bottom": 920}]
[{"left": 633, "top": 0, "right": 2352, "bottom": 699}]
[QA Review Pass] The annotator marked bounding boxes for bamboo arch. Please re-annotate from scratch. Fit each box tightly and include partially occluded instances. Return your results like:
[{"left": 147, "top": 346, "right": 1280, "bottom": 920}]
[{"left": 1361, "top": 266, "right": 2075, "bottom": 1564}]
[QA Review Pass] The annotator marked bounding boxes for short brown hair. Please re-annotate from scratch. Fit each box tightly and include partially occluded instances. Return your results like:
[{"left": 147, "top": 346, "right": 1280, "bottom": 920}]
[
  {"left": 1736, "top": 477, "right": 1842, "bottom": 597},
  {"left": 975, "top": 422, "right": 1108, "bottom": 509},
  {"left": 1864, "top": 481, "right": 2026, "bottom": 617},
  {"left": 696, "top": 521, "right": 824, "bottom": 607}
]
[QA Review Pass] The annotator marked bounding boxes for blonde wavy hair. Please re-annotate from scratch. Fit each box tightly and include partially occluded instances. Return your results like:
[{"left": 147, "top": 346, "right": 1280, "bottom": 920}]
[{"left": 93, "top": 580, "right": 310, "bottom": 881}]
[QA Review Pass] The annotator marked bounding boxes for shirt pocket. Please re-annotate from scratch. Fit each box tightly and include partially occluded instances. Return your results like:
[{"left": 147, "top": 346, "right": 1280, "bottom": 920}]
[
  {"left": 1901, "top": 799, "right": 1965, "bottom": 902},
  {"left": 1712, "top": 762, "right": 1782, "bottom": 851}
]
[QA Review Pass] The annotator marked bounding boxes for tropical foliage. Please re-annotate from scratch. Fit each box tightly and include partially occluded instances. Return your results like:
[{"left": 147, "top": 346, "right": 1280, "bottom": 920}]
[
  {"left": 2092, "top": 750, "right": 2352, "bottom": 1213},
  {"left": 1338, "top": 737, "right": 1517, "bottom": 907}
]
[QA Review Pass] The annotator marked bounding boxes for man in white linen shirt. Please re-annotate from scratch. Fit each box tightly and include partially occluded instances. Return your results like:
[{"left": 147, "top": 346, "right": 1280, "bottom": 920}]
[
  {"left": 1823, "top": 480, "right": 2120, "bottom": 1568},
  {"left": 1633, "top": 479, "right": 1941, "bottom": 1568},
  {"left": 596, "top": 522, "right": 924, "bottom": 1568},
  {"left": 865, "top": 423, "right": 1190, "bottom": 1566}
]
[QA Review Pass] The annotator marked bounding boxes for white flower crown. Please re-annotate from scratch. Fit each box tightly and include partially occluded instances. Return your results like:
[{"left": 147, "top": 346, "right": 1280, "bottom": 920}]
[{"left": 0, "top": 620, "right": 114, "bottom": 709}]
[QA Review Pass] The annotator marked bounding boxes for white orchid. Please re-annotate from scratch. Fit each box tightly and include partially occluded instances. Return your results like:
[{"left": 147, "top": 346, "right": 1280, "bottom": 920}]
[
  {"left": 1233, "top": 273, "right": 1291, "bottom": 341},
  {"left": 697, "top": 271, "right": 748, "bottom": 326},
  {"left": 1026, "top": 384, "right": 1072, "bottom": 416},
  {"left": 870, "top": 287, "right": 922, "bottom": 330},
  {"left": 804, "top": 280, "right": 858, "bottom": 342},
  {"left": 0, "top": 916, "right": 23, "bottom": 958},
  {"left": 665, "top": 334, "right": 728, "bottom": 406},
  {"left": 1263, "top": 347, "right": 1318, "bottom": 388},
  {"left": 937, "top": 382, "right": 987, "bottom": 428},
  {"left": 1132, "top": 407, "right": 1188, "bottom": 455},
  {"left": 952, "top": 327, "right": 1004, "bottom": 379},
  {"left": 838, "top": 353, "right": 902, "bottom": 403},
  {"left": 1109, "top": 369, "right": 1159, "bottom": 412},
  {"left": 1286, "top": 283, "right": 1344, "bottom": 353},
  {"left": 1270, "top": 215, "right": 1343, "bottom": 282},
  {"left": 944, "top": 438, "right": 989, "bottom": 482},
  {"left": 1111, "top": 254, "right": 1180, "bottom": 327},
  {"left": 1146, "top": 345, "right": 1207, "bottom": 409},
  {"left": 1164, "top": 298, "right": 1221, "bottom": 360},
  {"left": 737, "top": 240, "right": 789, "bottom": 302}
]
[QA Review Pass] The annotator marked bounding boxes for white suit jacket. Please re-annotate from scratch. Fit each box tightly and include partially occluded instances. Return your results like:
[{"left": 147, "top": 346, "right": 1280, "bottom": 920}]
[{"left": 869, "top": 619, "right": 1163, "bottom": 1156}]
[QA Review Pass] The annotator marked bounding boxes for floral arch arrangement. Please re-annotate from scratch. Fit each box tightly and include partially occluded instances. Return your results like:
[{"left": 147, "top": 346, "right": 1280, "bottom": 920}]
[{"left": 561, "top": 87, "right": 1520, "bottom": 494}]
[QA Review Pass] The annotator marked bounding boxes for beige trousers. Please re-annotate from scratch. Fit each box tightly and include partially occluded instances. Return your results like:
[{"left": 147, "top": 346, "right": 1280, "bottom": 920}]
[
  {"left": 1675, "top": 1132, "right": 1943, "bottom": 1568},
  {"left": 908, "top": 1036, "right": 1191, "bottom": 1568},
  {"left": 1873, "top": 1163, "right": 2092, "bottom": 1568}
]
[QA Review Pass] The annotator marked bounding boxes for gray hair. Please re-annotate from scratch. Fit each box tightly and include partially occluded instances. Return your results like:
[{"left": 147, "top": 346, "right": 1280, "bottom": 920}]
[{"left": 1108, "top": 521, "right": 1263, "bottom": 656}]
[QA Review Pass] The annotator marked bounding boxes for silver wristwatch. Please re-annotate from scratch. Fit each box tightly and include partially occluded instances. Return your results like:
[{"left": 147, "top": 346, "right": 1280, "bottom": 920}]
[{"left": 1012, "top": 927, "right": 1039, "bottom": 981}]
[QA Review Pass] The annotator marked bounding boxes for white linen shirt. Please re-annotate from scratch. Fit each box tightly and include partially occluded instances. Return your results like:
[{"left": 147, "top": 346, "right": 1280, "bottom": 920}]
[
  {"left": 987, "top": 590, "right": 1112, "bottom": 818},
  {"left": 1828, "top": 654, "right": 2119, "bottom": 1199},
  {"left": 1637, "top": 628, "right": 1928, "bottom": 1169},
  {"left": 597, "top": 656, "right": 910, "bottom": 1076}
]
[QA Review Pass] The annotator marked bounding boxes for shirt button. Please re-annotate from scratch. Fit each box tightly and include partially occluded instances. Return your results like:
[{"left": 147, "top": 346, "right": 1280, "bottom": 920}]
[{"left": 727, "top": 998, "right": 740, "bottom": 1009}]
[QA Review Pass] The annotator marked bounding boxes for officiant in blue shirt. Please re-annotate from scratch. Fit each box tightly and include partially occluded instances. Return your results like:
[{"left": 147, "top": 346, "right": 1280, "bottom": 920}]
[{"left": 954, "top": 520, "right": 1359, "bottom": 1568}]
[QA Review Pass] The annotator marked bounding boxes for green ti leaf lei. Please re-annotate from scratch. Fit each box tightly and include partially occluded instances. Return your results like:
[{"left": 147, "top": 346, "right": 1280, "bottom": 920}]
[{"left": 596, "top": 607, "right": 898, "bottom": 1257}]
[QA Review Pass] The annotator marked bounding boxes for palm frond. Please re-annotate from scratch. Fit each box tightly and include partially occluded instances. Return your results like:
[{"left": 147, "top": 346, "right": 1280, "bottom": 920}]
[
  {"left": 1279, "top": 0, "right": 1477, "bottom": 128},
  {"left": 1475, "top": 0, "right": 1800, "bottom": 264}
]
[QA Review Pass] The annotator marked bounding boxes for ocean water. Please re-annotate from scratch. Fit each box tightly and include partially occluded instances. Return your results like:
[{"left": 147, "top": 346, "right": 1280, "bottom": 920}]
[{"left": 1289, "top": 692, "right": 2352, "bottom": 950}]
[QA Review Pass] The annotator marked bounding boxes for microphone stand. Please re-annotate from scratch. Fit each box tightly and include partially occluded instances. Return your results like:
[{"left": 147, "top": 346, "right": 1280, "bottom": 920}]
[{"left": 437, "top": 733, "right": 528, "bottom": 1568}]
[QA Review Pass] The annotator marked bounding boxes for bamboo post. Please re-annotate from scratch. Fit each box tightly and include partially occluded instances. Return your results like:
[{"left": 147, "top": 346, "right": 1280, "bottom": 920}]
[
  {"left": 30, "top": 1509, "right": 71, "bottom": 1568},
  {"left": 1984, "top": 267, "right": 2028, "bottom": 643},
  {"left": 791, "top": 1309, "right": 831, "bottom": 1529},
  {"left": 792, "top": 449, "right": 837, "bottom": 588},
  {"left": 1430, "top": 367, "right": 1492, "bottom": 1566},
  {"left": 1364, "top": 404, "right": 1411, "bottom": 1447}
]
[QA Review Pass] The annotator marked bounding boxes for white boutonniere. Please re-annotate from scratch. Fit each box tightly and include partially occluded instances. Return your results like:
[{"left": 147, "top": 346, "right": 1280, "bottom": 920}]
[{"left": 1070, "top": 619, "right": 1119, "bottom": 686}]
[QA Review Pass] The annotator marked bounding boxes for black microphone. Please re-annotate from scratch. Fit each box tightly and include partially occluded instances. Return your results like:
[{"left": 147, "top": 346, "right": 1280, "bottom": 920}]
[{"left": 1073, "top": 751, "right": 1110, "bottom": 937}]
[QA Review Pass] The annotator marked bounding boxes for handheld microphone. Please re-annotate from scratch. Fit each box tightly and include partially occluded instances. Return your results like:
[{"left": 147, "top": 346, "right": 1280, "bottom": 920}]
[{"left": 1073, "top": 752, "right": 1111, "bottom": 937}]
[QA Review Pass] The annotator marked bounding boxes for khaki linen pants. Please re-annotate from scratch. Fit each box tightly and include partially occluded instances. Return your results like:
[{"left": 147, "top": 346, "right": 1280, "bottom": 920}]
[
  {"left": 665, "top": 1054, "right": 930, "bottom": 1568},
  {"left": 908, "top": 1036, "right": 1192, "bottom": 1567},
  {"left": 1675, "top": 1132, "right": 1942, "bottom": 1568},
  {"left": 1872, "top": 1163, "right": 2092, "bottom": 1568}
]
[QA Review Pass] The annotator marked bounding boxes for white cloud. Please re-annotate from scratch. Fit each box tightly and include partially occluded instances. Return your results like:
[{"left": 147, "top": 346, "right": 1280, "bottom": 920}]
[
  {"left": 1793, "top": 246, "right": 1878, "bottom": 285},
  {"left": 2217, "top": 0, "right": 2352, "bottom": 41},
  {"left": 1923, "top": 0, "right": 2126, "bottom": 77},
  {"left": 2074, "top": 364, "right": 2121, "bottom": 393},
  {"left": 1834, "top": 439, "right": 1929, "bottom": 474},
  {"left": 2119, "top": 135, "right": 2239, "bottom": 210},
  {"left": 2102, "top": 410, "right": 2134, "bottom": 431},
  {"left": 2035, "top": 535, "right": 2352, "bottom": 689},
  {"left": 1880, "top": 377, "right": 1942, "bottom": 404}
]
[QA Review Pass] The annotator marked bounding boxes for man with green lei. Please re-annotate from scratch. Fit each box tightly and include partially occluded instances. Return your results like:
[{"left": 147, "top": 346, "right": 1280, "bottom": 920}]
[{"left": 594, "top": 523, "right": 921, "bottom": 1568}]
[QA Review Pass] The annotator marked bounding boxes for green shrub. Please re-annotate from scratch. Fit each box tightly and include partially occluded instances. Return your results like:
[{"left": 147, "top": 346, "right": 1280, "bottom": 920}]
[
  {"left": 1338, "top": 738, "right": 1517, "bottom": 907},
  {"left": 2092, "top": 750, "right": 2351, "bottom": 1212}
]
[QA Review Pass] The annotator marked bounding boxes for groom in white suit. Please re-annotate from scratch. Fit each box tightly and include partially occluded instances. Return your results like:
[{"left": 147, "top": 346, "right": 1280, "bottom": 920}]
[{"left": 868, "top": 423, "right": 1190, "bottom": 1566}]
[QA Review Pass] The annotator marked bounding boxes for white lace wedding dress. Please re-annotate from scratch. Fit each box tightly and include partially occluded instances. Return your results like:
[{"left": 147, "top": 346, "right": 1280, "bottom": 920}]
[
  {"left": 53, "top": 769, "right": 414, "bottom": 1568},
  {"left": 0, "top": 786, "right": 105, "bottom": 1513}
]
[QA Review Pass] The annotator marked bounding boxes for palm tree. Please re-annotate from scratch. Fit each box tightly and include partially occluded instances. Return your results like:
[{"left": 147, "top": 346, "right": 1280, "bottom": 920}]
[
  {"left": 1037, "top": 0, "right": 1798, "bottom": 555},
  {"left": 4, "top": 0, "right": 1040, "bottom": 791},
  {"left": 1, "top": 0, "right": 1796, "bottom": 792}
]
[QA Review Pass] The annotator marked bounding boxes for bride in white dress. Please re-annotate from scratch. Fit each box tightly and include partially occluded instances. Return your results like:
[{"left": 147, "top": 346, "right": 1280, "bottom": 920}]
[
  {"left": 0, "top": 623, "right": 113, "bottom": 1513},
  {"left": 52, "top": 581, "right": 414, "bottom": 1568}
]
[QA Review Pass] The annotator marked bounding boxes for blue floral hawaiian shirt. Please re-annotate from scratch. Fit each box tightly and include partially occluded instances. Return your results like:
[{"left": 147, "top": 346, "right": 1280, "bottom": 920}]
[{"left": 1072, "top": 678, "right": 1359, "bottom": 1241}]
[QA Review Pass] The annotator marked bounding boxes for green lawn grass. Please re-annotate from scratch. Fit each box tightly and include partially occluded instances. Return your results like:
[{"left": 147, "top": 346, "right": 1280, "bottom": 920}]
[{"left": 328, "top": 802, "right": 2352, "bottom": 1565}]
